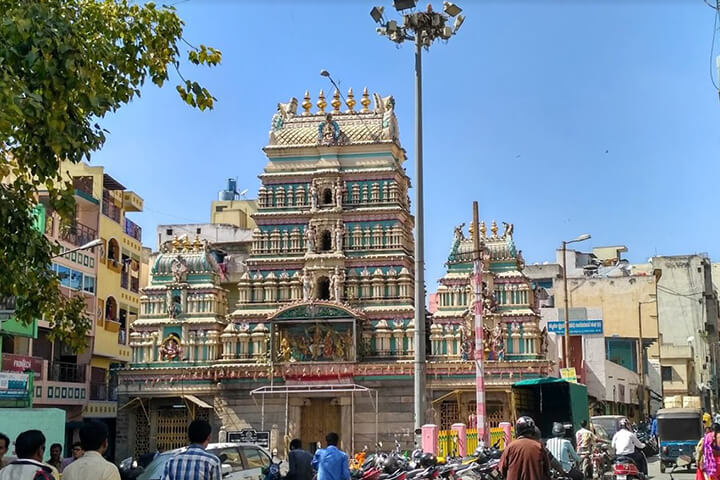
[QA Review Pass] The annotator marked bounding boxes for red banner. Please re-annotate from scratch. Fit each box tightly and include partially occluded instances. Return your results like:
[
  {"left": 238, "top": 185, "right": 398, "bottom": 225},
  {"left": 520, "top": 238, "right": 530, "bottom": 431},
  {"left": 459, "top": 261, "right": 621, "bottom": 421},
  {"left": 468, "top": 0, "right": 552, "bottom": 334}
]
[{"left": 1, "top": 354, "right": 43, "bottom": 377}]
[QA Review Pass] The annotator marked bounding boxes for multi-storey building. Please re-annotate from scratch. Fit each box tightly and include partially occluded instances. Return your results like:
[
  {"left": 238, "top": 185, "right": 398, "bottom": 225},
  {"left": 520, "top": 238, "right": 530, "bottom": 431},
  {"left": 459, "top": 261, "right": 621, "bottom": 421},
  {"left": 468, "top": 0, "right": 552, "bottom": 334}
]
[{"left": 117, "top": 88, "right": 551, "bottom": 461}]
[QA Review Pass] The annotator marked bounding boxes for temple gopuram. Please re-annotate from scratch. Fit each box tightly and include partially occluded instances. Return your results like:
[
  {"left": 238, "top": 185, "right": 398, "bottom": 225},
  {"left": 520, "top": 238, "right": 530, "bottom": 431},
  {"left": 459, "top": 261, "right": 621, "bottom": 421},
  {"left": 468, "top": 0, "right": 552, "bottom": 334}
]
[{"left": 117, "top": 89, "right": 551, "bottom": 461}]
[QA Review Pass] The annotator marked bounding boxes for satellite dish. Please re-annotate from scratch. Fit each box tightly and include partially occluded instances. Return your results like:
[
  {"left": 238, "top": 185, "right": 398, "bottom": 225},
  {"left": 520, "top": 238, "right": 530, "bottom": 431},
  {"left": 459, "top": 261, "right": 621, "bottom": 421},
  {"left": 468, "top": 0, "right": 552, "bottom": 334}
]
[{"left": 238, "top": 189, "right": 248, "bottom": 198}]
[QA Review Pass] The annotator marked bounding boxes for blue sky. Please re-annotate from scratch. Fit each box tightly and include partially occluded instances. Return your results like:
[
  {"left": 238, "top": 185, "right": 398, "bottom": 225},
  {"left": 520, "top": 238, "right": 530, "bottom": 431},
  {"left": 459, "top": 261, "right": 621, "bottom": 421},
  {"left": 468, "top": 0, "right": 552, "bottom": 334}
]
[{"left": 93, "top": 0, "right": 720, "bottom": 288}]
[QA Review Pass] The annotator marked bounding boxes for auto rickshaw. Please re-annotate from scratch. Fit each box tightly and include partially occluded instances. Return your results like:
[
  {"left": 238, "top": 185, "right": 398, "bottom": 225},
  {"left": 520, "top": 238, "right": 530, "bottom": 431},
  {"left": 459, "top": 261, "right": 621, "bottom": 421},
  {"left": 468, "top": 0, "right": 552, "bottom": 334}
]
[{"left": 656, "top": 408, "right": 703, "bottom": 473}]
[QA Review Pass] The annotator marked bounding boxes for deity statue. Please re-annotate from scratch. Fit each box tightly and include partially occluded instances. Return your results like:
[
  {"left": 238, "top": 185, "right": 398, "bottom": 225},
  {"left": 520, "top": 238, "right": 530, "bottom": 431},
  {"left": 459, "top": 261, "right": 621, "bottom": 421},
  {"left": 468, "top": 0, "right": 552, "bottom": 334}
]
[
  {"left": 453, "top": 223, "right": 466, "bottom": 242},
  {"left": 309, "top": 181, "right": 318, "bottom": 211},
  {"left": 278, "top": 337, "right": 292, "bottom": 362},
  {"left": 301, "top": 269, "right": 313, "bottom": 301},
  {"left": 516, "top": 250, "right": 526, "bottom": 270},
  {"left": 171, "top": 257, "right": 188, "bottom": 283},
  {"left": 334, "top": 221, "right": 344, "bottom": 253},
  {"left": 540, "top": 326, "right": 548, "bottom": 355},
  {"left": 159, "top": 335, "right": 182, "bottom": 361},
  {"left": 334, "top": 179, "right": 344, "bottom": 210},
  {"left": 304, "top": 225, "right": 316, "bottom": 253},
  {"left": 491, "top": 323, "right": 504, "bottom": 359},
  {"left": 502, "top": 222, "right": 514, "bottom": 239},
  {"left": 330, "top": 267, "right": 343, "bottom": 301},
  {"left": 323, "top": 331, "right": 335, "bottom": 358}
]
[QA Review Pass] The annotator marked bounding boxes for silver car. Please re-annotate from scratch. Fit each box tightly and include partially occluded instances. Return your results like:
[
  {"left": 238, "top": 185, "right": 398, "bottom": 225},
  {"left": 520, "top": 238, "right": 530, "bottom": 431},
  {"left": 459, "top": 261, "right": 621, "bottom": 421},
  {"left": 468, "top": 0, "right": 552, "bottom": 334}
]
[{"left": 137, "top": 442, "right": 271, "bottom": 480}]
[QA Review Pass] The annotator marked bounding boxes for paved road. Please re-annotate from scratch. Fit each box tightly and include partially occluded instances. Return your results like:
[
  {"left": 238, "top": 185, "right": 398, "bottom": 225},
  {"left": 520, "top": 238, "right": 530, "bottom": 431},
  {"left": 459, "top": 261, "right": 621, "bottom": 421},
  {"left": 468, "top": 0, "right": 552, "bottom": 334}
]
[{"left": 648, "top": 457, "right": 695, "bottom": 480}]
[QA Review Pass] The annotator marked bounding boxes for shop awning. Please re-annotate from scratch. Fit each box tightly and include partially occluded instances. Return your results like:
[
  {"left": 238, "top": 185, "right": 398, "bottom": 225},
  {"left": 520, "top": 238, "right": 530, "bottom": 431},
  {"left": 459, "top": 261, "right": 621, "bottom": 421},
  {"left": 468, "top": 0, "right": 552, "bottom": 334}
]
[
  {"left": 117, "top": 396, "right": 149, "bottom": 422},
  {"left": 431, "top": 389, "right": 473, "bottom": 405},
  {"left": 250, "top": 384, "right": 371, "bottom": 395},
  {"left": 183, "top": 394, "right": 213, "bottom": 409}
]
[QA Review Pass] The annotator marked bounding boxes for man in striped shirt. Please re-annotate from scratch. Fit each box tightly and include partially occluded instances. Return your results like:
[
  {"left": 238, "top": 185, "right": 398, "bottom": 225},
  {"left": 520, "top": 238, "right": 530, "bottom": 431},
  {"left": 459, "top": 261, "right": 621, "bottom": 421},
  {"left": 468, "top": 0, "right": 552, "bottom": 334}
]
[
  {"left": 546, "top": 423, "right": 582, "bottom": 480},
  {"left": 162, "top": 420, "right": 222, "bottom": 480}
]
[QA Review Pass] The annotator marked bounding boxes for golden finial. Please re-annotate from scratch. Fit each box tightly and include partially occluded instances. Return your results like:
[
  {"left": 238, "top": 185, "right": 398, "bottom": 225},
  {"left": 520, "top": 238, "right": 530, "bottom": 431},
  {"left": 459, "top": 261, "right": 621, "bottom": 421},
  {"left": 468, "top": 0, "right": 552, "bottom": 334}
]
[
  {"left": 182, "top": 235, "right": 191, "bottom": 252},
  {"left": 480, "top": 221, "right": 486, "bottom": 238},
  {"left": 468, "top": 221, "right": 474, "bottom": 238},
  {"left": 490, "top": 220, "right": 498, "bottom": 237},
  {"left": 317, "top": 89, "right": 327, "bottom": 114},
  {"left": 171, "top": 235, "right": 180, "bottom": 252},
  {"left": 346, "top": 88, "right": 356, "bottom": 112},
  {"left": 193, "top": 235, "right": 203, "bottom": 251},
  {"left": 301, "top": 90, "right": 312, "bottom": 116},
  {"left": 331, "top": 89, "right": 341, "bottom": 114},
  {"left": 361, "top": 87, "right": 371, "bottom": 113}
]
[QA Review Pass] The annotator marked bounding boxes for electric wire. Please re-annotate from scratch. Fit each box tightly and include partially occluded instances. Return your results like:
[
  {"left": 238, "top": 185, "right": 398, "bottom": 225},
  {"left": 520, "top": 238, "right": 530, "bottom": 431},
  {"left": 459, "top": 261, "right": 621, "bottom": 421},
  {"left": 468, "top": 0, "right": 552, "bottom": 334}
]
[
  {"left": 711, "top": 6, "right": 719, "bottom": 90},
  {"left": 321, "top": 74, "right": 383, "bottom": 143}
]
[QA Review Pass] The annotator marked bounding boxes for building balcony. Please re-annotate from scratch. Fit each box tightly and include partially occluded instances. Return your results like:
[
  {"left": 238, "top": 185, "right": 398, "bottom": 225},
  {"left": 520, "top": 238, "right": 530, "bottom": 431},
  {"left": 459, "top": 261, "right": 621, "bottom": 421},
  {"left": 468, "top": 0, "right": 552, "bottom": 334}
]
[
  {"left": 89, "top": 381, "right": 117, "bottom": 401},
  {"left": 102, "top": 192, "right": 122, "bottom": 223},
  {"left": 48, "top": 361, "right": 87, "bottom": 383},
  {"left": 34, "top": 360, "right": 88, "bottom": 406},
  {"left": 60, "top": 222, "right": 98, "bottom": 248},
  {"left": 123, "top": 191, "right": 143, "bottom": 212},
  {"left": 124, "top": 217, "right": 142, "bottom": 242}
]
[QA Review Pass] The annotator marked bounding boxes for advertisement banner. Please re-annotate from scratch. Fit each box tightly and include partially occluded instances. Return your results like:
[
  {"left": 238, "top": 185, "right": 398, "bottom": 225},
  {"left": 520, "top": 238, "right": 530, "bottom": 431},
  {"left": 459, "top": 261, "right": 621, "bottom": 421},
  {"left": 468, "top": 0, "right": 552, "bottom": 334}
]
[
  {"left": 560, "top": 367, "right": 578, "bottom": 383},
  {"left": 0, "top": 372, "right": 29, "bottom": 399},
  {"left": 2, "top": 354, "right": 43, "bottom": 378}
]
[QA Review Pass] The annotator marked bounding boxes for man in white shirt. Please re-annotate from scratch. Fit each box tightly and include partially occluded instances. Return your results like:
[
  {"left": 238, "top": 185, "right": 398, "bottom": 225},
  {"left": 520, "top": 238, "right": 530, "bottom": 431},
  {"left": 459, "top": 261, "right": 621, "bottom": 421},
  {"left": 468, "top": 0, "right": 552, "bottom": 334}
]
[
  {"left": 62, "top": 421, "right": 120, "bottom": 480},
  {"left": 0, "top": 430, "right": 55, "bottom": 480},
  {"left": 611, "top": 418, "right": 646, "bottom": 475}
]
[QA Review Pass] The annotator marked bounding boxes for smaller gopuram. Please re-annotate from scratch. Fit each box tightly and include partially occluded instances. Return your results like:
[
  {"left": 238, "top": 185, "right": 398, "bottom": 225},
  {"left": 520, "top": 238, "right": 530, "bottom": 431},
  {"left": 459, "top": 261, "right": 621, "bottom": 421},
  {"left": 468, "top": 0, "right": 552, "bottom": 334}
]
[{"left": 429, "top": 220, "right": 551, "bottom": 428}]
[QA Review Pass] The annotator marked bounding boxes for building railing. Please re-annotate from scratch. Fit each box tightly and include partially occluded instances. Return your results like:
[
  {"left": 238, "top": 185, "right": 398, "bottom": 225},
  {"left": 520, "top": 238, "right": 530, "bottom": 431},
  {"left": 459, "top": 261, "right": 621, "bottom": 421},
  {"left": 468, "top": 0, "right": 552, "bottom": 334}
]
[
  {"left": 102, "top": 192, "right": 122, "bottom": 223},
  {"left": 60, "top": 222, "right": 97, "bottom": 247},
  {"left": 73, "top": 176, "right": 94, "bottom": 198},
  {"left": 130, "top": 277, "right": 139, "bottom": 293},
  {"left": 89, "top": 382, "right": 107, "bottom": 401},
  {"left": 48, "top": 362, "right": 86, "bottom": 383},
  {"left": 124, "top": 217, "right": 142, "bottom": 242}
]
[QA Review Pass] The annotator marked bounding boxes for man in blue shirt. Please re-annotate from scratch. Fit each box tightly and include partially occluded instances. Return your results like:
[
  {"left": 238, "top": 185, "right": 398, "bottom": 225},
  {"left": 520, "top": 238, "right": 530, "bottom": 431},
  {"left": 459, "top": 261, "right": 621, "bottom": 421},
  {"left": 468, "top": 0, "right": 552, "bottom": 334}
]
[{"left": 311, "top": 433, "right": 350, "bottom": 480}]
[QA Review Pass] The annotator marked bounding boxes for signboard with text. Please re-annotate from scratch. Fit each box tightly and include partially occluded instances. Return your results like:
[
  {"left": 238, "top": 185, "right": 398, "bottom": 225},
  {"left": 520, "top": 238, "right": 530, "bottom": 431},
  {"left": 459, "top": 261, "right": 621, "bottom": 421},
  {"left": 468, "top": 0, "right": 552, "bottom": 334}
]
[
  {"left": 2, "top": 354, "right": 43, "bottom": 378},
  {"left": 0, "top": 372, "right": 29, "bottom": 399},
  {"left": 227, "top": 429, "right": 270, "bottom": 448},
  {"left": 547, "top": 319, "right": 603, "bottom": 335},
  {"left": 560, "top": 367, "right": 578, "bottom": 383}
]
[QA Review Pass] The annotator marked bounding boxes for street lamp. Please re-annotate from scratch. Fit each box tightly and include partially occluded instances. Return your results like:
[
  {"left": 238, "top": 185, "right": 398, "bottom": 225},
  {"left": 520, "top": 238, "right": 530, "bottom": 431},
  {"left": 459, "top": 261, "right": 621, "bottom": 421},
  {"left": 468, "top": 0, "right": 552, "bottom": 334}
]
[
  {"left": 561, "top": 234, "right": 591, "bottom": 370},
  {"left": 51, "top": 238, "right": 103, "bottom": 259},
  {"left": 371, "top": 0, "right": 465, "bottom": 432}
]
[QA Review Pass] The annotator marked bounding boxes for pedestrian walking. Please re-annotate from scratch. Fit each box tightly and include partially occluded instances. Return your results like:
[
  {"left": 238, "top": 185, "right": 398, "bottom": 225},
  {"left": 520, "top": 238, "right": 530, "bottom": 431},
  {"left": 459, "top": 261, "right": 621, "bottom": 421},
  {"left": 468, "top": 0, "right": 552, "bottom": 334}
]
[
  {"left": 287, "top": 439, "right": 313, "bottom": 480},
  {"left": 62, "top": 421, "right": 120, "bottom": 480},
  {"left": 45, "top": 445, "right": 61, "bottom": 473},
  {"left": 0, "top": 433, "right": 9, "bottom": 470},
  {"left": 59, "top": 442, "right": 83, "bottom": 471},
  {"left": 0, "top": 430, "right": 54, "bottom": 480},
  {"left": 311, "top": 433, "right": 350, "bottom": 480},
  {"left": 546, "top": 423, "right": 582, "bottom": 480},
  {"left": 162, "top": 419, "right": 221, "bottom": 480},
  {"left": 697, "top": 423, "right": 720, "bottom": 480},
  {"left": 499, "top": 417, "right": 551, "bottom": 480}
]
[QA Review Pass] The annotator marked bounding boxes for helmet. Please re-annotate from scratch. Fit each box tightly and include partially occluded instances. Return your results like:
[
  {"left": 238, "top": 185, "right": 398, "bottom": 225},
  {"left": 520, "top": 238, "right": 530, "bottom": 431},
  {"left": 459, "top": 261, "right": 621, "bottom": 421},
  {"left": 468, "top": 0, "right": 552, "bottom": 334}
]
[
  {"left": 383, "top": 456, "right": 400, "bottom": 474},
  {"left": 515, "top": 416, "right": 536, "bottom": 437},
  {"left": 420, "top": 452, "right": 437, "bottom": 468},
  {"left": 552, "top": 422, "right": 565, "bottom": 437},
  {"left": 618, "top": 418, "right": 631, "bottom": 430}
]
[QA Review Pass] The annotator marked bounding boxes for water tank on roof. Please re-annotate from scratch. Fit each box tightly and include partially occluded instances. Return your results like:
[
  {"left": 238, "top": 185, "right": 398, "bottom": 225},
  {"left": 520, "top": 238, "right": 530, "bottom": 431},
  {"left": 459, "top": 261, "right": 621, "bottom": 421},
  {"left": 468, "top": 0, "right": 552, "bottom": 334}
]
[{"left": 218, "top": 178, "right": 238, "bottom": 201}]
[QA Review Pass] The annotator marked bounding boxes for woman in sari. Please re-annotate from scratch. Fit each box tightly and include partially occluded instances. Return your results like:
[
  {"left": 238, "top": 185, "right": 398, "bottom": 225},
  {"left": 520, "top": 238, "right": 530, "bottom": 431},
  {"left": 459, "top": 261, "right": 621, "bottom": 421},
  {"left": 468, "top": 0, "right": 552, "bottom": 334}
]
[{"left": 698, "top": 424, "right": 720, "bottom": 480}]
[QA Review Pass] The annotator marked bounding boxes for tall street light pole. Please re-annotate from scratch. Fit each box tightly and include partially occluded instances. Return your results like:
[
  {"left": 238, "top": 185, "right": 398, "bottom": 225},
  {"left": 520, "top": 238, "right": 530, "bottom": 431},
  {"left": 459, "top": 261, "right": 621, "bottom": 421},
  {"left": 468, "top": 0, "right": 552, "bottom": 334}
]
[
  {"left": 371, "top": 0, "right": 465, "bottom": 431},
  {"left": 561, "top": 234, "right": 591, "bottom": 370},
  {"left": 637, "top": 299, "right": 656, "bottom": 420}
]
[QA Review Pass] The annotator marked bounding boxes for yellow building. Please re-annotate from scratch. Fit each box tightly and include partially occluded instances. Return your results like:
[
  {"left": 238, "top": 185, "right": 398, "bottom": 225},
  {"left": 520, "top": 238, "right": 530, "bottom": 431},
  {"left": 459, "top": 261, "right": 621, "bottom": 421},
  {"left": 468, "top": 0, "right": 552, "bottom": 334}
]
[
  {"left": 210, "top": 199, "right": 257, "bottom": 229},
  {"left": 63, "top": 162, "right": 145, "bottom": 423}
]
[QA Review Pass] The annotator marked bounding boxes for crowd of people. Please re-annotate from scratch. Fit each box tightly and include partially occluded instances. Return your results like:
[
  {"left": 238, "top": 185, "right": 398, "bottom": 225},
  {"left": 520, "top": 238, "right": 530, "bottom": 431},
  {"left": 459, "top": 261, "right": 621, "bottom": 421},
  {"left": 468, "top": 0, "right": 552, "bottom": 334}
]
[
  {"left": 0, "top": 421, "right": 119, "bottom": 479},
  {"left": 499, "top": 415, "right": 648, "bottom": 480}
]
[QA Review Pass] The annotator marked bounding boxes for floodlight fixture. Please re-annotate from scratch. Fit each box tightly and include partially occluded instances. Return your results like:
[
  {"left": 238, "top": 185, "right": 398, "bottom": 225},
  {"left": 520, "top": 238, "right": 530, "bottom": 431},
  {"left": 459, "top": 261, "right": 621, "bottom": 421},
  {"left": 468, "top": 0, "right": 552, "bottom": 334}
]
[
  {"left": 443, "top": 1, "right": 462, "bottom": 16},
  {"left": 453, "top": 14, "right": 465, "bottom": 33},
  {"left": 320, "top": 70, "right": 330, "bottom": 77},
  {"left": 370, "top": 6, "right": 385, "bottom": 23},
  {"left": 393, "top": 0, "right": 417, "bottom": 11}
]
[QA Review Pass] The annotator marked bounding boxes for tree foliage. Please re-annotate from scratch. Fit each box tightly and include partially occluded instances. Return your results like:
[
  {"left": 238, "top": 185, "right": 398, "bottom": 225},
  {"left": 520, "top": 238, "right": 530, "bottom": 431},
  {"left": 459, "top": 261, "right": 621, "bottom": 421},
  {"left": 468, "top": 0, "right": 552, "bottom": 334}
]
[{"left": 0, "top": 0, "right": 220, "bottom": 351}]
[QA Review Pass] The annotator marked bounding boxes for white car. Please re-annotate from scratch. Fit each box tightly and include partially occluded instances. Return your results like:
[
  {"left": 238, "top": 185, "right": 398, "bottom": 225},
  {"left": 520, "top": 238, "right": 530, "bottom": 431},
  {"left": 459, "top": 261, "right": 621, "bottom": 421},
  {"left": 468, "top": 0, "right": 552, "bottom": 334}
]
[{"left": 137, "top": 442, "right": 271, "bottom": 480}]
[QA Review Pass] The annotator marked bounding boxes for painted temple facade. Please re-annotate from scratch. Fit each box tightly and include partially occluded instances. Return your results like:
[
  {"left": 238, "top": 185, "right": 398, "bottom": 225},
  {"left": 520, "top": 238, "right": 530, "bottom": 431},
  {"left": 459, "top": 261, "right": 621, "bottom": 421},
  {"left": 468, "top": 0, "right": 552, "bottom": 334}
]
[{"left": 117, "top": 89, "right": 550, "bottom": 460}]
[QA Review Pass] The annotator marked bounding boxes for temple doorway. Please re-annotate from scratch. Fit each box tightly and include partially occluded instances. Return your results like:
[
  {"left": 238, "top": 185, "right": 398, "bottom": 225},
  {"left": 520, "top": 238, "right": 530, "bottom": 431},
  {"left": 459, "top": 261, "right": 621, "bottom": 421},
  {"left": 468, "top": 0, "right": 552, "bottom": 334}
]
[{"left": 301, "top": 398, "right": 340, "bottom": 453}]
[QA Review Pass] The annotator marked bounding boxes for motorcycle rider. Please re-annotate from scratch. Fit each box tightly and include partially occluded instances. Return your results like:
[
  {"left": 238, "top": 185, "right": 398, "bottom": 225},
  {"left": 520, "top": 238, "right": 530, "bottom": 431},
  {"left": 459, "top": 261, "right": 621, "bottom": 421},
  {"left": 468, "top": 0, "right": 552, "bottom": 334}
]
[
  {"left": 575, "top": 420, "right": 596, "bottom": 477},
  {"left": 546, "top": 422, "right": 582, "bottom": 480},
  {"left": 611, "top": 418, "right": 647, "bottom": 475},
  {"left": 499, "top": 416, "right": 552, "bottom": 480}
]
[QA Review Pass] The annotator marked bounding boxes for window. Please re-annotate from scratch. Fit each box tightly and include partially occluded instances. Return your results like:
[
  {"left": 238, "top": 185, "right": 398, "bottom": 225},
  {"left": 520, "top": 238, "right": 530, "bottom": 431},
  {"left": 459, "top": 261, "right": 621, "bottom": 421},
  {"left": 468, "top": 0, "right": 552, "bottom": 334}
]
[
  {"left": 196, "top": 227, "right": 202, "bottom": 234},
  {"left": 322, "top": 188, "right": 332, "bottom": 205},
  {"left": 83, "top": 276, "right": 95, "bottom": 294},
  {"left": 316, "top": 276, "right": 330, "bottom": 300},
  {"left": 605, "top": 338, "right": 637, "bottom": 372},
  {"left": 166, "top": 228, "right": 173, "bottom": 235},
  {"left": 57, "top": 265, "right": 71, "bottom": 287},
  {"left": 210, "top": 447, "right": 244, "bottom": 472},
  {"left": 662, "top": 366, "right": 673, "bottom": 382},
  {"left": 69, "top": 269, "right": 83, "bottom": 290},
  {"left": 320, "top": 230, "right": 332, "bottom": 251},
  {"left": 242, "top": 447, "right": 270, "bottom": 469}
]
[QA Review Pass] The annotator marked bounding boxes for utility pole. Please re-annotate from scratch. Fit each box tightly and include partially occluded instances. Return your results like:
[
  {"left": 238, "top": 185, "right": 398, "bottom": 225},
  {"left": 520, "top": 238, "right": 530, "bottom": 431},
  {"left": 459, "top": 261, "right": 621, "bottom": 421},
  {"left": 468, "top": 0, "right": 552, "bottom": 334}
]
[
  {"left": 471, "top": 201, "right": 487, "bottom": 443},
  {"left": 638, "top": 301, "right": 645, "bottom": 420},
  {"left": 560, "top": 234, "right": 591, "bottom": 370}
]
